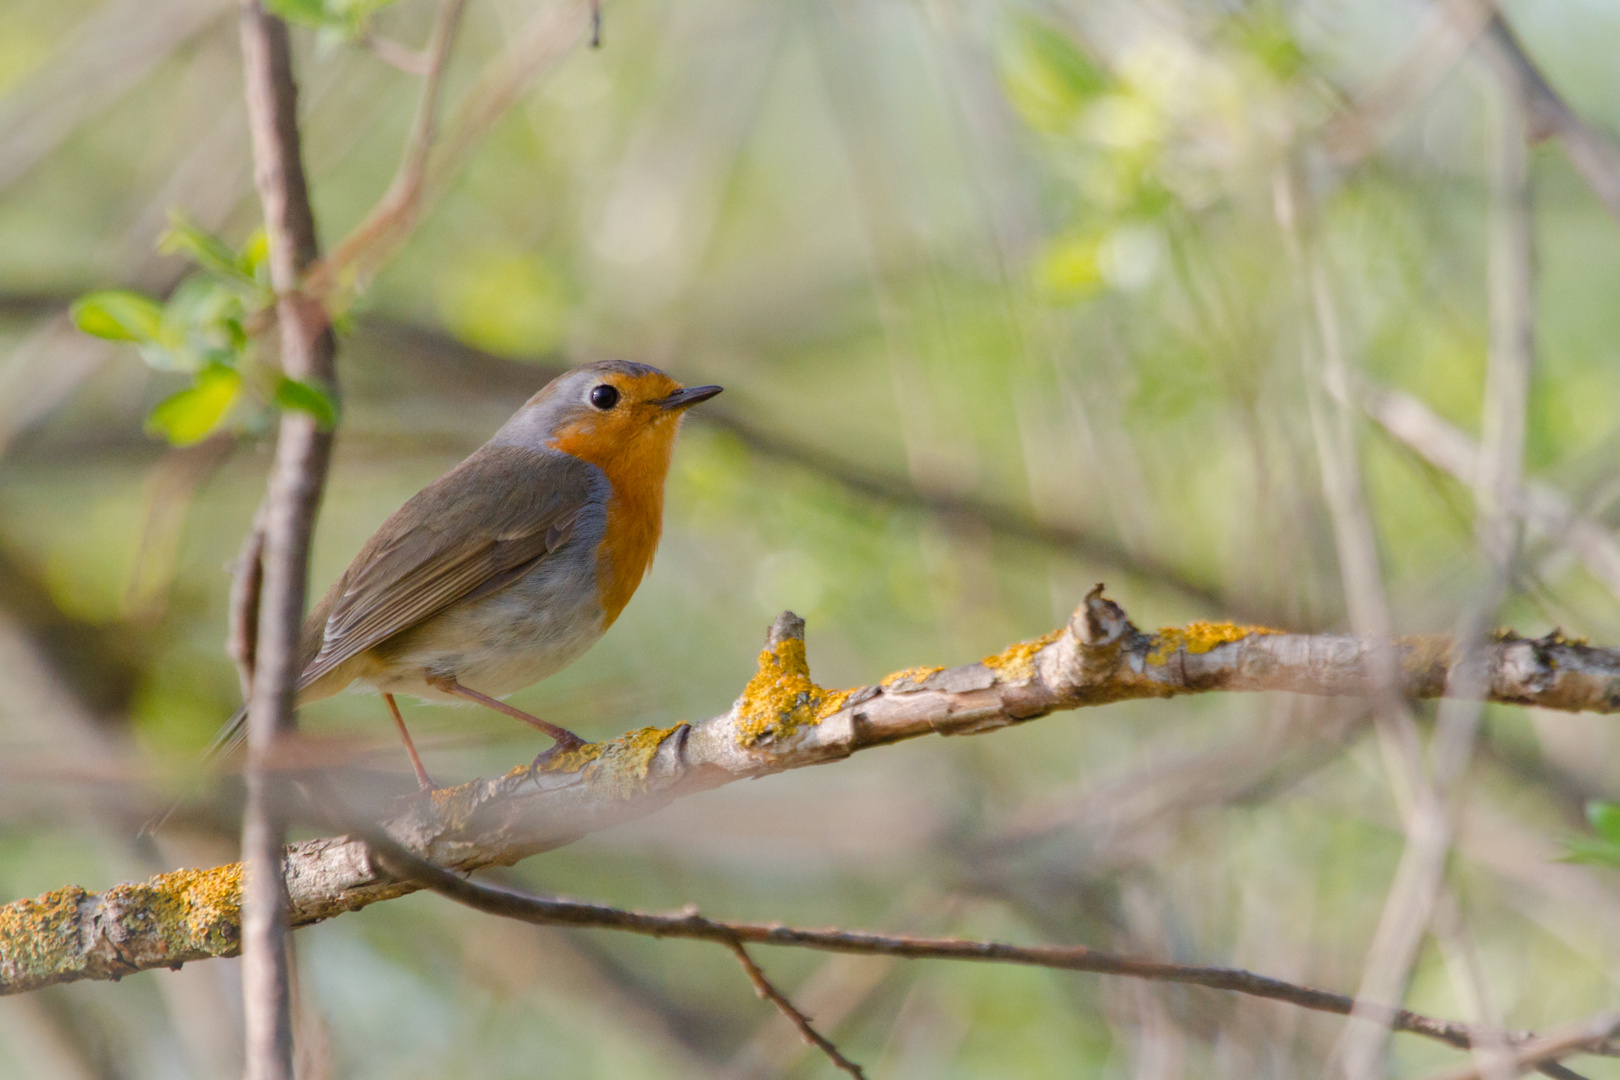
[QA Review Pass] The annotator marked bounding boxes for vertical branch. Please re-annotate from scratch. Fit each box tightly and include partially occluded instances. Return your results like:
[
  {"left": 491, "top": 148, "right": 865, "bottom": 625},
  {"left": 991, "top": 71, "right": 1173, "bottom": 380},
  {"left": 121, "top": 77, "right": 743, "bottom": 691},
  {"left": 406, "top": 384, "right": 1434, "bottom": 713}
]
[
  {"left": 237, "top": 4, "right": 338, "bottom": 1079},
  {"left": 1336, "top": 56, "right": 1535, "bottom": 1080}
]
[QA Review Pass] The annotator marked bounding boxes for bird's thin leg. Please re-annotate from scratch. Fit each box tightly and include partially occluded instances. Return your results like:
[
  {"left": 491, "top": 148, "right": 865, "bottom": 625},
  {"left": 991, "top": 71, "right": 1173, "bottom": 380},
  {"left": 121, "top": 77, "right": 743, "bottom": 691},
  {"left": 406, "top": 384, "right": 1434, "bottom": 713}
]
[
  {"left": 384, "top": 693, "right": 436, "bottom": 791},
  {"left": 426, "top": 676, "right": 587, "bottom": 770}
]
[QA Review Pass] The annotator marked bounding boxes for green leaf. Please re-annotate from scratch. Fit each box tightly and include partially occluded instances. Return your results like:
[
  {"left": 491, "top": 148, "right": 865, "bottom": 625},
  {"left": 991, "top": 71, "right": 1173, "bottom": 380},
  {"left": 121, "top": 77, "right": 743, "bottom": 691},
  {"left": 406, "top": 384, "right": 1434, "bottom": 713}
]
[
  {"left": 70, "top": 290, "right": 165, "bottom": 343},
  {"left": 273, "top": 376, "right": 339, "bottom": 429},
  {"left": 145, "top": 365, "right": 242, "bottom": 446},
  {"left": 238, "top": 228, "right": 270, "bottom": 280},
  {"left": 996, "top": 15, "right": 1109, "bottom": 133},
  {"left": 159, "top": 213, "right": 250, "bottom": 284},
  {"left": 265, "top": 0, "right": 332, "bottom": 28},
  {"left": 1589, "top": 801, "right": 1620, "bottom": 844}
]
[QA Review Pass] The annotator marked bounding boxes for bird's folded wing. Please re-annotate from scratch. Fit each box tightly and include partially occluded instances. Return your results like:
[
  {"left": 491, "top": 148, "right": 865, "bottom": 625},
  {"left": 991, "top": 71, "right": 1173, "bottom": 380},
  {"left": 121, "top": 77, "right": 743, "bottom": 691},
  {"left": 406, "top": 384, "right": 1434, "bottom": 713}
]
[{"left": 298, "top": 445, "right": 597, "bottom": 689}]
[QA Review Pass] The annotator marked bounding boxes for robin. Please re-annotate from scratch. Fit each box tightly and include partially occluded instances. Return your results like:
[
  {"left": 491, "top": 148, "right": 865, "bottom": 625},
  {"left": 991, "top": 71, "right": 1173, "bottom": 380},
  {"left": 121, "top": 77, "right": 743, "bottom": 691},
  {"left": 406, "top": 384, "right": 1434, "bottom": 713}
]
[{"left": 207, "top": 359, "right": 721, "bottom": 789}]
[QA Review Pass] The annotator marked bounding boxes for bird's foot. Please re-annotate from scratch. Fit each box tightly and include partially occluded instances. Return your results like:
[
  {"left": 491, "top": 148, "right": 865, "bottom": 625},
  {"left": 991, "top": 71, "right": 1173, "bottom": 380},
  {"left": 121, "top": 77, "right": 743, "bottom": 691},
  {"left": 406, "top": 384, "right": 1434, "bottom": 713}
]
[{"left": 527, "top": 730, "right": 589, "bottom": 785}]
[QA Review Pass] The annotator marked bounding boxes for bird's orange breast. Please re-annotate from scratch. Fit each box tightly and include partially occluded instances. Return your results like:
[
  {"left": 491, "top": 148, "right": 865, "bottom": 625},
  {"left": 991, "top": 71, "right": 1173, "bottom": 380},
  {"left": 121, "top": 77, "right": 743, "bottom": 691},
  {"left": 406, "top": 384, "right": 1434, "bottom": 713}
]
[{"left": 550, "top": 423, "right": 675, "bottom": 628}]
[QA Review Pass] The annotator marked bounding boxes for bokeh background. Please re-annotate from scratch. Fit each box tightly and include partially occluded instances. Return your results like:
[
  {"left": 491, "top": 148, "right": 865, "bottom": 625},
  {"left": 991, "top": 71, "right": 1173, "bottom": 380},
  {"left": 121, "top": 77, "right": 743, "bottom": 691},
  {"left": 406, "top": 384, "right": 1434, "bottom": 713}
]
[{"left": 4, "top": 0, "right": 1620, "bottom": 1076}]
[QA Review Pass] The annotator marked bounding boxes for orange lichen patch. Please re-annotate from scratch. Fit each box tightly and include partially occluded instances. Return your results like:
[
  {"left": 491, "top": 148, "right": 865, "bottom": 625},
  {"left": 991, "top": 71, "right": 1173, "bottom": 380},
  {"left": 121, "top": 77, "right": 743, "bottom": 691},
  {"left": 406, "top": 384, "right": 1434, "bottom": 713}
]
[
  {"left": 0, "top": 885, "right": 89, "bottom": 985},
  {"left": 982, "top": 628, "right": 1065, "bottom": 683},
  {"left": 736, "top": 636, "right": 834, "bottom": 747},
  {"left": 881, "top": 666, "right": 944, "bottom": 690},
  {"left": 1146, "top": 622, "right": 1281, "bottom": 665}
]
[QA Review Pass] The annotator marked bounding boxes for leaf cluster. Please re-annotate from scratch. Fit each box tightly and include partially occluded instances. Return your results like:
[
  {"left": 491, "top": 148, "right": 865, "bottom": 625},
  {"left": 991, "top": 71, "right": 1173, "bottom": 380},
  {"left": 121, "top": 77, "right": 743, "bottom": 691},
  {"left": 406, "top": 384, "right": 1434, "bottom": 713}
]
[{"left": 70, "top": 216, "right": 336, "bottom": 445}]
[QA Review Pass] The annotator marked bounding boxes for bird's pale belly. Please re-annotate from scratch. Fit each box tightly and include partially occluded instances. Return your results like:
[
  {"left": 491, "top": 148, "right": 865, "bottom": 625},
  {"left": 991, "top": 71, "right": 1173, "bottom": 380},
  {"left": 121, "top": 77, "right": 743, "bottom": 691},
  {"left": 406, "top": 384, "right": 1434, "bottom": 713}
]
[{"left": 361, "top": 551, "right": 607, "bottom": 703}]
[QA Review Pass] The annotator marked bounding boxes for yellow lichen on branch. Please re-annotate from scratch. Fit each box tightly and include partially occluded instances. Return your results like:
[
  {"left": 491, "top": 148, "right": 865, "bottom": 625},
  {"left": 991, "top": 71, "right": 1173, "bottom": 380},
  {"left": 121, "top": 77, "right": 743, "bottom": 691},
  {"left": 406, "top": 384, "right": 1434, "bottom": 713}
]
[
  {"left": 574, "top": 725, "right": 684, "bottom": 799},
  {"left": 736, "top": 636, "right": 850, "bottom": 747},
  {"left": 1146, "top": 621, "right": 1281, "bottom": 665},
  {"left": 881, "top": 666, "right": 944, "bottom": 689},
  {"left": 983, "top": 629, "right": 1065, "bottom": 683},
  {"left": 0, "top": 863, "right": 243, "bottom": 993},
  {"left": 0, "top": 886, "right": 87, "bottom": 986},
  {"left": 111, "top": 864, "right": 245, "bottom": 955},
  {"left": 531, "top": 725, "right": 682, "bottom": 798}
]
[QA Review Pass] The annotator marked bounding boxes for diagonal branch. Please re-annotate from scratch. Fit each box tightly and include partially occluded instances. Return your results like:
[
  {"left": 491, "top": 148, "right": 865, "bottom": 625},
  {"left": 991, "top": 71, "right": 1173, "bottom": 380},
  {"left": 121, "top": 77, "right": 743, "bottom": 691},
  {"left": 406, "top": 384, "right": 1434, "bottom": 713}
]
[
  {"left": 722, "top": 941, "right": 868, "bottom": 1080},
  {"left": 1423, "top": 1011, "right": 1620, "bottom": 1080},
  {"left": 1472, "top": 10, "right": 1620, "bottom": 226},
  {"left": 8, "top": 589, "right": 1620, "bottom": 997},
  {"left": 1358, "top": 380, "right": 1620, "bottom": 603},
  {"left": 307, "top": 0, "right": 593, "bottom": 299},
  {"left": 307, "top": 0, "right": 468, "bottom": 298}
]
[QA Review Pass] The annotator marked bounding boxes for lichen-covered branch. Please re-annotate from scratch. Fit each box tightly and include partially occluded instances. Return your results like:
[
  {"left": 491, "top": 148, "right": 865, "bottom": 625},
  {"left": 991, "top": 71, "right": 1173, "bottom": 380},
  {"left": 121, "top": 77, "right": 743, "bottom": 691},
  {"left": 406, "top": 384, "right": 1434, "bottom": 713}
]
[{"left": 9, "top": 587, "right": 1620, "bottom": 995}]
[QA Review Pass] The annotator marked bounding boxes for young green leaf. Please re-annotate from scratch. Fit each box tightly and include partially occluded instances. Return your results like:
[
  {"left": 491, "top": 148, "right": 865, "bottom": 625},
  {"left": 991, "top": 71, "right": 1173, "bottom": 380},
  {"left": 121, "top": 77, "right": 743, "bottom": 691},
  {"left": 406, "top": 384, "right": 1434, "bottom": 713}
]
[
  {"left": 159, "top": 214, "right": 253, "bottom": 285},
  {"left": 238, "top": 228, "right": 270, "bottom": 280},
  {"left": 70, "top": 290, "right": 165, "bottom": 343},
  {"left": 145, "top": 365, "right": 243, "bottom": 445},
  {"left": 265, "top": 0, "right": 331, "bottom": 28},
  {"left": 273, "top": 376, "right": 339, "bottom": 429},
  {"left": 1589, "top": 801, "right": 1620, "bottom": 845},
  {"left": 995, "top": 15, "right": 1109, "bottom": 134}
]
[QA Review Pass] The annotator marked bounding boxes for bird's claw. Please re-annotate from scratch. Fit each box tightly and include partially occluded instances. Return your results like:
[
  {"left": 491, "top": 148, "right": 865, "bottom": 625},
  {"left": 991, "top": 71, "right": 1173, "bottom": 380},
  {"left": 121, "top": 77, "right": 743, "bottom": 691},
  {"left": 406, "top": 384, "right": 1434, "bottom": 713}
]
[{"left": 527, "top": 732, "right": 588, "bottom": 786}]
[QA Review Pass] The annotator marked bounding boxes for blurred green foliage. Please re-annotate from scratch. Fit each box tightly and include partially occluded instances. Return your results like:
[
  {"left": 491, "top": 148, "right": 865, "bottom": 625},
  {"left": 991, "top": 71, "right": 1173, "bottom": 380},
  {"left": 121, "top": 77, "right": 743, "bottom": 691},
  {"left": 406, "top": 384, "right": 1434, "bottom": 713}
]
[{"left": 6, "top": 0, "right": 1620, "bottom": 1077}]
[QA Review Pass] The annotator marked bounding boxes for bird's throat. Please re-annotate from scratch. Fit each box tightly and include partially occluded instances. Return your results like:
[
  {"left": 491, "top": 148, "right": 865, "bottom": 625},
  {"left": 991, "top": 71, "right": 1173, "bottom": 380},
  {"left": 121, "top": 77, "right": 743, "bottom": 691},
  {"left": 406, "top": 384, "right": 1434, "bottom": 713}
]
[{"left": 559, "top": 430, "right": 673, "bottom": 628}]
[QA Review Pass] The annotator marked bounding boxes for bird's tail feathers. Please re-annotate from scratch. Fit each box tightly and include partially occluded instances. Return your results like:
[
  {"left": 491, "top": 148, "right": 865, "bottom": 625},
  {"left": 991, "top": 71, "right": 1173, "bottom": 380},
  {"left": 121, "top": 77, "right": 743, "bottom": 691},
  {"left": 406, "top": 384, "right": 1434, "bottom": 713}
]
[{"left": 140, "top": 704, "right": 249, "bottom": 836}]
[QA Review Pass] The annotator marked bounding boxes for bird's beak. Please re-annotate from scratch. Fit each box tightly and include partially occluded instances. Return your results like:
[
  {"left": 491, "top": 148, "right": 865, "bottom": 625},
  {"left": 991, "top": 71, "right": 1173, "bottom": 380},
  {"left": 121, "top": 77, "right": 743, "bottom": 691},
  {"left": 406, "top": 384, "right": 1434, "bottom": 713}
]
[{"left": 654, "top": 384, "right": 723, "bottom": 411}]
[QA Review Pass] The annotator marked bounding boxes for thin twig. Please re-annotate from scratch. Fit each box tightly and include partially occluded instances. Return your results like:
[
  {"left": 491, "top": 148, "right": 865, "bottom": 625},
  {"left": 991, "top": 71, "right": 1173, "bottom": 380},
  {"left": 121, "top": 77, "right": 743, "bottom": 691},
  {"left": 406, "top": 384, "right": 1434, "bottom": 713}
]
[
  {"left": 1339, "top": 56, "right": 1536, "bottom": 1080},
  {"left": 237, "top": 2, "right": 339, "bottom": 1078},
  {"left": 723, "top": 941, "right": 868, "bottom": 1080},
  {"left": 355, "top": 31, "right": 434, "bottom": 75},
  {"left": 1468, "top": 8, "right": 1620, "bottom": 225},
  {"left": 1357, "top": 381, "right": 1620, "bottom": 603},
  {"left": 227, "top": 502, "right": 268, "bottom": 701},
  {"left": 308, "top": 0, "right": 466, "bottom": 297},
  {"left": 1423, "top": 1012, "right": 1620, "bottom": 1080},
  {"left": 309, "top": 0, "right": 592, "bottom": 299},
  {"left": 353, "top": 828, "right": 1603, "bottom": 1074}
]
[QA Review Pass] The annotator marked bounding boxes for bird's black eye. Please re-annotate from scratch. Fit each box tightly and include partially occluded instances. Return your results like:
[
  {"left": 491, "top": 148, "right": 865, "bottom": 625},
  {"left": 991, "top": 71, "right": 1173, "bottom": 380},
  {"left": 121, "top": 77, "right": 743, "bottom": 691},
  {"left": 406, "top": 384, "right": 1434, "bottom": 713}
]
[{"left": 589, "top": 384, "right": 620, "bottom": 411}]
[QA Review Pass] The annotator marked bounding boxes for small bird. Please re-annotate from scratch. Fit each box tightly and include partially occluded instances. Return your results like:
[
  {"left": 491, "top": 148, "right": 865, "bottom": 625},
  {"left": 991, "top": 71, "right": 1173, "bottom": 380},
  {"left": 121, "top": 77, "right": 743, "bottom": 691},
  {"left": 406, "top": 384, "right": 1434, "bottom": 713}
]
[{"left": 209, "top": 359, "right": 720, "bottom": 789}]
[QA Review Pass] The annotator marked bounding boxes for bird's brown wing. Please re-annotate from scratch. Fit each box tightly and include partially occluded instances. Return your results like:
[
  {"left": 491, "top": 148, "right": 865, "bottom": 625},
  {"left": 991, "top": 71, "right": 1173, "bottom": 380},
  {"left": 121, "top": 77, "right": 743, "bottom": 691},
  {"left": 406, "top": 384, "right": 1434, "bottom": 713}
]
[{"left": 297, "top": 445, "right": 598, "bottom": 690}]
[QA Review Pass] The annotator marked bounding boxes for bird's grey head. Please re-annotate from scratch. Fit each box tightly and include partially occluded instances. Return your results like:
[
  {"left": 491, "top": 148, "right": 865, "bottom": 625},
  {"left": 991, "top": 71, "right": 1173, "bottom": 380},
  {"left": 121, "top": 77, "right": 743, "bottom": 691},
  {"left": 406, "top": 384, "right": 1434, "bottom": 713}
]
[{"left": 488, "top": 360, "right": 721, "bottom": 452}]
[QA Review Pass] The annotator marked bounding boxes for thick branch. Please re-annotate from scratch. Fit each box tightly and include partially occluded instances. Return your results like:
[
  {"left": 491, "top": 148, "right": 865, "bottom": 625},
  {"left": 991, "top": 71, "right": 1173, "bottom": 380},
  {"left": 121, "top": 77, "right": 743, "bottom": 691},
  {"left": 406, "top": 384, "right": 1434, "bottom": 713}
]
[{"left": 7, "top": 589, "right": 1620, "bottom": 996}]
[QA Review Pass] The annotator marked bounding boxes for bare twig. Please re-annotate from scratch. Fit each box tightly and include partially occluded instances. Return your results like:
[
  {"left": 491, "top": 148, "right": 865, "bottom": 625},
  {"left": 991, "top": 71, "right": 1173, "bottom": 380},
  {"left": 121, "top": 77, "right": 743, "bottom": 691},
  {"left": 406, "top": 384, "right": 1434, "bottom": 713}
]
[
  {"left": 227, "top": 503, "right": 268, "bottom": 702},
  {"left": 1471, "top": 10, "right": 1620, "bottom": 225},
  {"left": 1323, "top": 0, "right": 1492, "bottom": 165},
  {"left": 237, "top": 2, "right": 339, "bottom": 1078},
  {"left": 1340, "top": 60, "right": 1536, "bottom": 1080},
  {"left": 354, "top": 828, "right": 1596, "bottom": 1075},
  {"left": 355, "top": 31, "right": 435, "bottom": 76},
  {"left": 308, "top": 0, "right": 593, "bottom": 298},
  {"left": 723, "top": 941, "right": 868, "bottom": 1080},
  {"left": 309, "top": 0, "right": 468, "bottom": 297},
  {"left": 1424, "top": 1012, "right": 1620, "bottom": 1080},
  {"left": 1358, "top": 380, "right": 1620, "bottom": 602}
]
